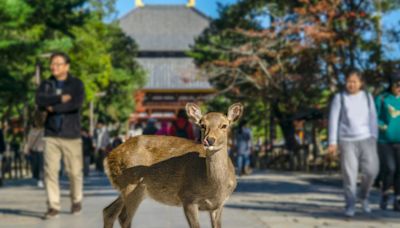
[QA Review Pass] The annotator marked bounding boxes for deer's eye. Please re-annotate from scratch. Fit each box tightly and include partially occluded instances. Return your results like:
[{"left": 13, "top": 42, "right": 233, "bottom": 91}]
[
  {"left": 221, "top": 124, "right": 228, "bottom": 129},
  {"left": 200, "top": 124, "right": 206, "bottom": 129}
]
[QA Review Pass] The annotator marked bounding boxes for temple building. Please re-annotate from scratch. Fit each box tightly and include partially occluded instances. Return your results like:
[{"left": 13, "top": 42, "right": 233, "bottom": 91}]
[{"left": 120, "top": 0, "right": 214, "bottom": 121}]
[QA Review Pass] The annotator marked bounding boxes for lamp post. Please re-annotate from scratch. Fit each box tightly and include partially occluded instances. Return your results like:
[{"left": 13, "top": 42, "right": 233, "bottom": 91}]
[{"left": 35, "top": 53, "right": 52, "bottom": 86}]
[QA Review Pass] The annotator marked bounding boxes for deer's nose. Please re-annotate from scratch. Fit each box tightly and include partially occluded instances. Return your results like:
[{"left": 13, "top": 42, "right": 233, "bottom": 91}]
[{"left": 206, "top": 137, "right": 216, "bottom": 146}]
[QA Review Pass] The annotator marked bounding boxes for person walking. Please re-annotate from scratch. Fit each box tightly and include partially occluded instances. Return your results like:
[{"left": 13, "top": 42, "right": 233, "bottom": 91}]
[
  {"left": 376, "top": 71, "right": 400, "bottom": 211},
  {"left": 10, "top": 128, "right": 23, "bottom": 178},
  {"left": 94, "top": 121, "right": 110, "bottom": 173},
  {"left": 81, "top": 129, "right": 94, "bottom": 178},
  {"left": 328, "top": 71, "right": 379, "bottom": 217},
  {"left": 25, "top": 122, "right": 45, "bottom": 188},
  {"left": 235, "top": 120, "right": 253, "bottom": 176},
  {"left": 36, "top": 52, "right": 85, "bottom": 219}
]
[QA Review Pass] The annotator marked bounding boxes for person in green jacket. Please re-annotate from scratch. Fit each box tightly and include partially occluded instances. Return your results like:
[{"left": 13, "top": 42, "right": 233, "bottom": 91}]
[{"left": 376, "top": 71, "right": 400, "bottom": 211}]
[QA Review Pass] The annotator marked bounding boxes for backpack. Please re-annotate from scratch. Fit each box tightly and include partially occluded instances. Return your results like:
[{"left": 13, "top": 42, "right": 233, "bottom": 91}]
[{"left": 174, "top": 121, "right": 189, "bottom": 139}]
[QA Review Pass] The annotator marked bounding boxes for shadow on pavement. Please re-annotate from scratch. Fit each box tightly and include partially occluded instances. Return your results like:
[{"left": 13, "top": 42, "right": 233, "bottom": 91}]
[
  {"left": 0, "top": 208, "right": 44, "bottom": 219},
  {"left": 234, "top": 179, "right": 339, "bottom": 195},
  {"left": 228, "top": 173, "right": 400, "bottom": 222}
]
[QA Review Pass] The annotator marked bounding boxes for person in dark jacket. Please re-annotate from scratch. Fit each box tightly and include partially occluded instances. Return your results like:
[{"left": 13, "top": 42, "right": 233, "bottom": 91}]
[
  {"left": 36, "top": 52, "right": 85, "bottom": 219},
  {"left": 142, "top": 118, "right": 158, "bottom": 135}
]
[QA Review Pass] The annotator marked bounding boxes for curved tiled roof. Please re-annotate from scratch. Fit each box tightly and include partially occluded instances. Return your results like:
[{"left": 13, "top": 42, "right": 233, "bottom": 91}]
[
  {"left": 138, "top": 58, "right": 211, "bottom": 90},
  {"left": 119, "top": 5, "right": 210, "bottom": 51}
]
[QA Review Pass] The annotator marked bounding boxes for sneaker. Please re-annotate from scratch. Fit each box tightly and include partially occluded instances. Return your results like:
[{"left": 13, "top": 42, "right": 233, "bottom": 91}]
[
  {"left": 361, "top": 199, "right": 371, "bottom": 213},
  {"left": 43, "top": 208, "right": 59, "bottom": 220},
  {"left": 37, "top": 180, "right": 44, "bottom": 188},
  {"left": 71, "top": 202, "right": 82, "bottom": 215},
  {"left": 344, "top": 207, "right": 355, "bottom": 217},
  {"left": 380, "top": 194, "right": 389, "bottom": 210}
]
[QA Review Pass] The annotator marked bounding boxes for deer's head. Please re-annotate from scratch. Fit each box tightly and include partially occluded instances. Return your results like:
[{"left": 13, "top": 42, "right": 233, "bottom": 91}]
[{"left": 186, "top": 103, "right": 243, "bottom": 152}]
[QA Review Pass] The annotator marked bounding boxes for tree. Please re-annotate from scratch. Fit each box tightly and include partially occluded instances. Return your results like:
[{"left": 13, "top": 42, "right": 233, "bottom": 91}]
[
  {"left": 191, "top": 0, "right": 400, "bottom": 150},
  {"left": 0, "top": 0, "right": 43, "bottom": 123},
  {"left": 0, "top": 0, "right": 146, "bottom": 134}
]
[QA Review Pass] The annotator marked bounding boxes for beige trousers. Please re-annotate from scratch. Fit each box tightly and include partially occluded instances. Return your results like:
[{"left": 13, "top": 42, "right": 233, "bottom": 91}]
[{"left": 44, "top": 137, "right": 83, "bottom": 210}]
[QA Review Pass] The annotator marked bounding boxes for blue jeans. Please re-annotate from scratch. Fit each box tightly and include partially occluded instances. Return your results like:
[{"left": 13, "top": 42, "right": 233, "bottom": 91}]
[{"left": 237, "top": 154, "right": 250, "bottom": 174}]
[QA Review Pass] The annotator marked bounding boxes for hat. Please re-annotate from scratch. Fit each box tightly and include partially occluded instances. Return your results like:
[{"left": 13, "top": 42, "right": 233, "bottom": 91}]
[{"left": 390, "top": 70, "right": 400, "bottom": 83}]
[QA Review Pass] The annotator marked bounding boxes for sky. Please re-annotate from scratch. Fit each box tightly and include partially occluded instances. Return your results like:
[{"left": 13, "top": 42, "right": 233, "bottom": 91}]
[{"left": 115, "top": 0, "right": 238, "bottom": 18}]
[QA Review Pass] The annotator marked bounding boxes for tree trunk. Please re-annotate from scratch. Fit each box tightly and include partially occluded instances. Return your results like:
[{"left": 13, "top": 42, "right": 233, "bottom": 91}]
[{"left": 272, "top": 102, "right": 297, "bottom": 170}]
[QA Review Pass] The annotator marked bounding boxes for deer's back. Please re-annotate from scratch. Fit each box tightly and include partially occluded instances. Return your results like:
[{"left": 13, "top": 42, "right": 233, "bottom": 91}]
[{"left": 105, "top": 135, "right": 205, "bottom": 189}]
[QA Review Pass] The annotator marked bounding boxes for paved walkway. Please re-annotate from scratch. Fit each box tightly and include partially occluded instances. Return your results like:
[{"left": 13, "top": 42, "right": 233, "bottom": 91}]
[{"left": 0, "top": 171, "right": 400, "bottom": 228}]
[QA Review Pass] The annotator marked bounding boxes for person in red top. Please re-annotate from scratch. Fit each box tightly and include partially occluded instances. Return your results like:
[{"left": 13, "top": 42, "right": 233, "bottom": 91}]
[{"left": 170, "top": 109, "right": 194, "bottom": 140}]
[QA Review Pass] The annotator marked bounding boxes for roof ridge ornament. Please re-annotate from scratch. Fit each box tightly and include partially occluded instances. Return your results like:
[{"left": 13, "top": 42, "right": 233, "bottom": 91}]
[
  {"left": 135, "top": 0, "right": 144, "bottom": 8},
  {"left": 187, "top": 0, "right": 195, "bottom": 8}
]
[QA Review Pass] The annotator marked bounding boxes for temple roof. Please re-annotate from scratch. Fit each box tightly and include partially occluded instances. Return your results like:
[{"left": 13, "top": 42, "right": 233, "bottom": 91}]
[
  {"left": 119, "top": 5, "right": 210, "bottom": 52},
  {"left": 138, "top": 58, "right": 212, "bottom": 90}
]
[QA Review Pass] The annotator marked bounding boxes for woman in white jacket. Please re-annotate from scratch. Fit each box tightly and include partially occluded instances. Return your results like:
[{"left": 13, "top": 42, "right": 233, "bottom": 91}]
[{"left": 328, "top": 71, "right": 379, "bottom": 217}]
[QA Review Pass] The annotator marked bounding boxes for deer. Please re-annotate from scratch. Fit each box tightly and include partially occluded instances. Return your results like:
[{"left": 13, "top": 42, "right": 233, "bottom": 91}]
[{"left": 102, "top": 103, "right": 243, "bottom": 228}]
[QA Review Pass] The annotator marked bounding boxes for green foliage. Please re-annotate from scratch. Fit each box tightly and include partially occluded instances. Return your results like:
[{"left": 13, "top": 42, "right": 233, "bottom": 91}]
[{"left": 0, "top": 0, "right": 145, "bottom": 127}]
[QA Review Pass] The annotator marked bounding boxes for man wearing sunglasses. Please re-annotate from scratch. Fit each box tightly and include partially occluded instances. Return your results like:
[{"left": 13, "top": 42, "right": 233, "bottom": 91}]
[
  {"left": 376, "top": 71, "right": 400, "bottom": 211},
  {"left": 36, "top": 52, "right": 85, "bottom": 219}
]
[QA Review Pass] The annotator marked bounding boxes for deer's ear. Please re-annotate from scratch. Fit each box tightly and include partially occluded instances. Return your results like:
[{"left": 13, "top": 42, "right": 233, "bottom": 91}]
[
  {"left": 227, "top": 103, "right": 243, "bottom": 123},
  {"left": 186, "top": 103, "right": 203, "bottom": 125}
]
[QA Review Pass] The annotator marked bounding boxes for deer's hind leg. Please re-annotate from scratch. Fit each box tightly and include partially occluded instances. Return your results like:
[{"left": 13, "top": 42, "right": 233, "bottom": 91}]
[
  {"left": 103, "top": 195, "right": 124, "bottom": 228},
  {"left": 209, "top": 206, "right": 223, "bottom": 228},
  {"left": 118, "top": 182, "right": 146, "bottom": 228}
]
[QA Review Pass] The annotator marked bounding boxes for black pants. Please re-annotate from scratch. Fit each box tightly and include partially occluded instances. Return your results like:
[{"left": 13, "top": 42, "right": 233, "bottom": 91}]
[
  {"left": 96, "top": 149, "right": 106, "bottom": 172},
  {"left": 30, "top": 151, "right": 43, "bottom": 180},
  {"left": 379, "top": 144, "right": 400, "bottom": 195}
]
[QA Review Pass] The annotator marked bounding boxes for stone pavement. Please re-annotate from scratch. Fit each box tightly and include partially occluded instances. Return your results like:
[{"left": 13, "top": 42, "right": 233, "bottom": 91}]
[{"left": 0, "top": 171, "right": 400, "bottom": 228}]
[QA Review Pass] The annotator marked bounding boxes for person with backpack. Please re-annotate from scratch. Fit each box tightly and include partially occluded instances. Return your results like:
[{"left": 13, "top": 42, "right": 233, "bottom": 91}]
[
  {"left": 170, "top": 109, "right": 194, "bottom": 140},
  {"left": 375, "top": 71, "right": 400, "bottom": 211},
  {"left": 328, "top": 70, "right": 379, "bottom": 217}
]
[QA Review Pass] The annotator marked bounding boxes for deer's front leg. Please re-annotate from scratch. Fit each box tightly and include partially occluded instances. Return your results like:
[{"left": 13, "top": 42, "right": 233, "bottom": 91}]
[
  {"left": 209, "top": 206, "right": 223, "bottom": 228},
  {"left": 183, "top": 203, "right": 200, "bottom": 228}
]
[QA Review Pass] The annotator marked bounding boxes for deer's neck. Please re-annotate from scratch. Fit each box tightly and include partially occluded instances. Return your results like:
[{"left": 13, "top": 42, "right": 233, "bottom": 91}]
[{"left": 205, "top": 145, "right": 230, "bottom": 183}]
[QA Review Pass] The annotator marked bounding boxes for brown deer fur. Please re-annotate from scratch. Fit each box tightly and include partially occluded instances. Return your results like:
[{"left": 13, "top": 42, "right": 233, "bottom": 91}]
[{"left": 103, "top": 103, "right": 243, "bottom": 228}]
